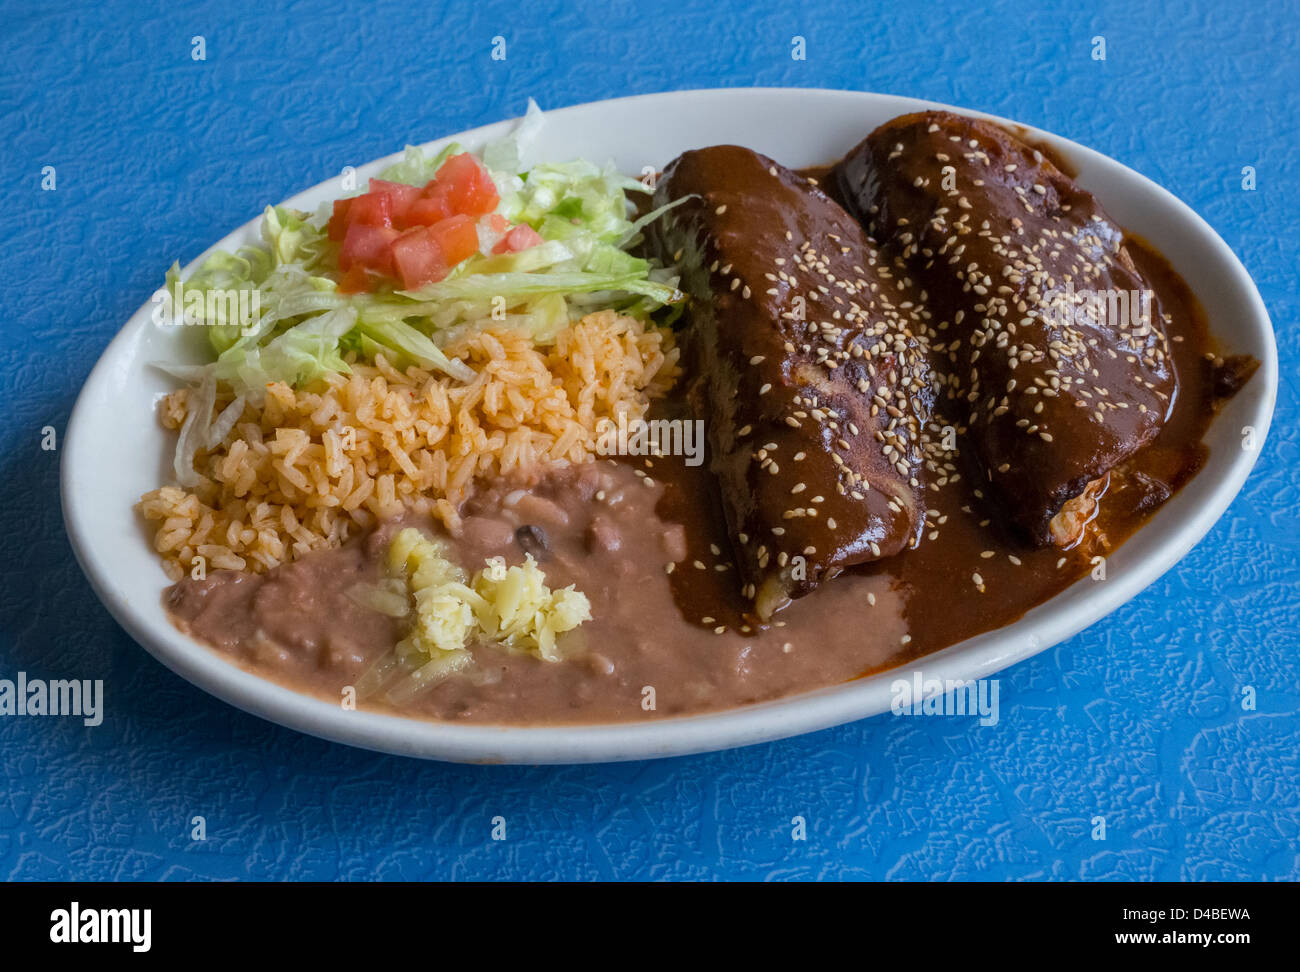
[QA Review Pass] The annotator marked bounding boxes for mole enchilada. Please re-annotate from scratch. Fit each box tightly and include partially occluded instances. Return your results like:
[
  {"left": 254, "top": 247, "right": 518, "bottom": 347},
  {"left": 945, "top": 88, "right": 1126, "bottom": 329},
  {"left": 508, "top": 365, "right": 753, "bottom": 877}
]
[{"left": 145, "top": 110, "right": 1258, "bottom": 725}]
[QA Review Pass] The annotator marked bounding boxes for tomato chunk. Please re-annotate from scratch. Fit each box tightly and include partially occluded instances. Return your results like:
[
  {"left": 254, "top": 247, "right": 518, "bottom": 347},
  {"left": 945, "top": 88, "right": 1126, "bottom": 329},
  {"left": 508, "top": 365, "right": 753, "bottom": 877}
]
[
  {"left": 347, "top": 192, "right": 393, "bottom": 228},
  {"left": 337, "top": 264, "right": 372, "bottom": 294},
  {"left": 330, "top": 153, "right": 505, "bottom": 289},
  {"left": 406, "top": 193, "right": 453, "bottom": 226},
  {"left": 339, "top": 223, "right": 399, "bottom": 273},
  {"left": 390, "top": 228, "right": 448, "bottom": 290},
  {"left": 327, "top": 198, "right": 354, "bottom": 241},
  {"left": 435, "top": 153, "right": 500, "bottom": 216},
  {"left": 492, "top": 223, "right": 544, "bottom": 254},
  {"left": 369, "top": 180, "right": 422, "bottom": 226},
  {"left": 428, "top": 214, "right": 481, "bottom": 267},
  {"left": 369, "top": 179, "right": 421, "bottom": 202}
]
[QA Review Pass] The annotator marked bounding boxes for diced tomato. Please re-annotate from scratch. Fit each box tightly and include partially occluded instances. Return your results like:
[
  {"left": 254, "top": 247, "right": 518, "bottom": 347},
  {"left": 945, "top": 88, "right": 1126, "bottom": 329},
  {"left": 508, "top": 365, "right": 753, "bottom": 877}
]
[
  {"left": 330, "top": 155, "right": 501, "bottom": 287},
  {"left": 390, "top": 227, "right": 448, "bottom": 290},
  {"left": 347, "top": 192, "right": 393, "bottom": 228},
  {"left": 327, "top": 198, "right": 355, "bottom": 241},
  {"left": 427, "top": 214, "right": 480, "bottom": 267},
  {"left": 369, "top": 179, "right": 421, "bottom": 202},
  {"left": 339, "top": 223, "right": 400, "bottom": 273},
  {"left": 435, "top": 153, "right": 500, "bottom": 216},
  {"left": 337, "top": 264, "right": 372, "bottom": 294},
  {"left": 406, "top": 192, "right": 454, "bottom": 226},
  {"left": 492, "top": 223, "right": 544, "bottom": 254},
  {"left": 369, "top": 180, "right": 422, "bottom": 226}
]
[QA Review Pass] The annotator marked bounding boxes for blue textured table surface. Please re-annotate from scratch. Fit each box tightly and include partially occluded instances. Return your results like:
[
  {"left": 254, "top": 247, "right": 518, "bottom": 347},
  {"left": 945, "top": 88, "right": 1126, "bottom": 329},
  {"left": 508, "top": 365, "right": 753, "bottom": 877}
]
[{"left": 3, "top": 0, "right": 1297, "bottom": 881}]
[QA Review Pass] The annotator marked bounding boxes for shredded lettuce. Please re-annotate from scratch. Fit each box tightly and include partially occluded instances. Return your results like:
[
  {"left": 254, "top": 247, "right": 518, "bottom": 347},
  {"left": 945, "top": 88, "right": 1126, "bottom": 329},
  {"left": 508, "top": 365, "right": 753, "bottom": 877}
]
[
  {"left": 502, "top": 159, "right": 647, "bottom": 241},
  {"left": 352, "top": 315, "right": 474, "bottom": 381},
  {"left": 218, "top": 306, "right": 357, "bottom": 396},
  {"left": 480, "top": 98, "right": 545, "bottom": 175},
  {"left": 261, "top": 205, "right": 330, "bottom": 269},
  {"left": 376, "top": 142, "right": 462, "bottom": 187}
]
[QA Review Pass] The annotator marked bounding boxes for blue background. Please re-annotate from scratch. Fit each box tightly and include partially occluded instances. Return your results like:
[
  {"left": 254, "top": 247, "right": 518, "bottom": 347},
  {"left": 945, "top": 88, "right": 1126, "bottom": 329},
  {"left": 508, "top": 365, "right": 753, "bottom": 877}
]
[{"left": 2, "top": 0, "right": 1296, "bottom": 880}]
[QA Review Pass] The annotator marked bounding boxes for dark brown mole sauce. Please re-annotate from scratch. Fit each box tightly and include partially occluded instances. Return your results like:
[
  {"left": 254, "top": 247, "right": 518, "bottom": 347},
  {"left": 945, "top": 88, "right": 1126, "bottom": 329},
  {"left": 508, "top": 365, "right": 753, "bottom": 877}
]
[{"left": 652, "top": 233, "right": 1234, "bottom": 671}]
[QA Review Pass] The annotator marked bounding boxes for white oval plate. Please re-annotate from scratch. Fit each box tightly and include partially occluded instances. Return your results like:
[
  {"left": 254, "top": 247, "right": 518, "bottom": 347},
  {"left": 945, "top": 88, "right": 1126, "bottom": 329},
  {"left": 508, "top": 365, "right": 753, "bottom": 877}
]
[{"left": 62, "top": 88, "right": 1277, "bottom": 763}]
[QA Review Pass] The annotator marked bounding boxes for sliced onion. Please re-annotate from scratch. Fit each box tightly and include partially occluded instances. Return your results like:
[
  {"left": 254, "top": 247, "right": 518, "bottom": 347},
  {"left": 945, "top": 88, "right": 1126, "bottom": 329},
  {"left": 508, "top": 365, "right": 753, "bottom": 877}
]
[
  {"left": 355, "top": 650, "right": 404, "bottom": 699},
  {"left": 172, "top": 370, "right": 216, "bottom": 487},
  {"left": 205, "top": 394, "right": 246, "bottom": 449},
  {"left": 385, "top": 650, "right": 472, "bottom": 705},
  {"left": 345, "top": 581, "right": 410, "bottom": 618}
]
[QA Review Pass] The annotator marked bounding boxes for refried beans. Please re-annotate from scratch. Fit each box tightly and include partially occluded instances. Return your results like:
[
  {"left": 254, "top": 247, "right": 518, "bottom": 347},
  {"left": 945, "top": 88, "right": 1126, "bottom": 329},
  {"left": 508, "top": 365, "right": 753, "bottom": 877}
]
[{"left": 166, "top": 458, "right": 904, "bottom": 722}]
